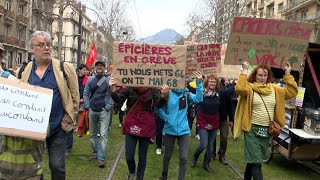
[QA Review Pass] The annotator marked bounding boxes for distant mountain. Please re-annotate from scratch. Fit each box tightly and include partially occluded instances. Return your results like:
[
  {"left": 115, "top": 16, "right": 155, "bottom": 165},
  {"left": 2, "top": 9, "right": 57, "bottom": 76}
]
[{"left": 139, "top": 28, "right": 184, "bottom": 45}]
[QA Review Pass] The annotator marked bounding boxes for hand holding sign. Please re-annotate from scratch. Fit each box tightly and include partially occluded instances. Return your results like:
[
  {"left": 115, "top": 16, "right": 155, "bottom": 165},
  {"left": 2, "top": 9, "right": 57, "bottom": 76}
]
[
  {"left": 160, "top": 84, "right": 170, "bottom": 94},
  {"left": 109, "top": 78, "right": 118, "bottom": 92},
  {"left": 194, "top": 71, "right": 203, "bottom": 82},
  {"left": 284, "top": 62, "right": 291, "bottom": 75}
]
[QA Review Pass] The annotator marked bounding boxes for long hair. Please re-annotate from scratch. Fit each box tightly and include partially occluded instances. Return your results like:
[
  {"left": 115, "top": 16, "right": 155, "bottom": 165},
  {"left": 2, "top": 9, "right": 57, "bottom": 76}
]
[
  {"left": 247, "top": 65, "right": 273, "bottom": 83},
  {"left": 203, "top": 75, "right": 220, "bottom": 90}
]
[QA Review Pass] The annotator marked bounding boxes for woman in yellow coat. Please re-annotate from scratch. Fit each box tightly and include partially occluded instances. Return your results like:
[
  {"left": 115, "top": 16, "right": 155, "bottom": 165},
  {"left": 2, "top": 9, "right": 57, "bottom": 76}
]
[{"left": 234, "top": 61, "right": 298, "bottom": 180}]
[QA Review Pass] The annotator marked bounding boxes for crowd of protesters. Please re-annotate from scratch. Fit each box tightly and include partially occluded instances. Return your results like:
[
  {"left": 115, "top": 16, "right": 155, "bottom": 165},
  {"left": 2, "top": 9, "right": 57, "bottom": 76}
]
[{"left": 0, "top": 31, "right": 300, "bottom": 180}]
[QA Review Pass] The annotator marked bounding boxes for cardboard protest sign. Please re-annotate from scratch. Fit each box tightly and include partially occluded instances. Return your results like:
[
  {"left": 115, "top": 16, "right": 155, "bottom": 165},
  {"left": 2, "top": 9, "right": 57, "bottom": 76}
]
[
  {"left": 225, "top": 17, "right": 314, "bottom": 71},
  {"left": 186, "top": 44, "right": 221, "bottom": 77},
  {"left": 0, "top": 78, "right": 53, "bottom": 140},
  {"left": 113, "top": 42, "right": 187, "bottom": 89}
]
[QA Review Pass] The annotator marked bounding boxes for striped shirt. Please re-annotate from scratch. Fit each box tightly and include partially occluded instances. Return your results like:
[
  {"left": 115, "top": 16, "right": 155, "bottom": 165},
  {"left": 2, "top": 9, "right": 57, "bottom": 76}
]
[{"left": 252, "top": 89, "right": 276, "bottom": 126}]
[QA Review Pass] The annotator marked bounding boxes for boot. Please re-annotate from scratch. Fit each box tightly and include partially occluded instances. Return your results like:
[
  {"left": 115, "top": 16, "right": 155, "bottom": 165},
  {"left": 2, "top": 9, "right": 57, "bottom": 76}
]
[
  {"left": 191, "top": 155, "right": 198, "bottom": 168},
  {"left": 203, "top": 156, "right": 213, "bottom": 173}
]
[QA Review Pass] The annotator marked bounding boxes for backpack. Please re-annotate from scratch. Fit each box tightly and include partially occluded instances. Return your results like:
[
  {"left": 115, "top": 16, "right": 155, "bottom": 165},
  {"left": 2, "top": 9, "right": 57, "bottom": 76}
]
[
  {"left": 17, "top": 61, "right": 67, "bottom": 80},
  {"left": 1, "top": 71, "right": 10, "bottom": 78}
]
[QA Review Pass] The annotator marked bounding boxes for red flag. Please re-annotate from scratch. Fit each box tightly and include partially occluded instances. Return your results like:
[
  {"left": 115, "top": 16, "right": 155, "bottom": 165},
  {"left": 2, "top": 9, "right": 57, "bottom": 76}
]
[{"left": 85, "top": 43, "right": 96, "bottom": 67}]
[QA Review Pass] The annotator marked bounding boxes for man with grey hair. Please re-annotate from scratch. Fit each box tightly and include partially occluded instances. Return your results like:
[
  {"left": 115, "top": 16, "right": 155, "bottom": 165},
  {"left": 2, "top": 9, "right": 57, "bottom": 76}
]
[{"left": 2, "top": 31, "right": 79, "bottom": 179}]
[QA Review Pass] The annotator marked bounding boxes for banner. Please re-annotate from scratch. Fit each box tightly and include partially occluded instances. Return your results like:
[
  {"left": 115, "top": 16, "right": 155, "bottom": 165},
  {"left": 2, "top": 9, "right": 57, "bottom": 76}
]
[
  {"left": 0, "top": 78, "right": 53, "bottom": 140},
  {"left": 86, "top": 43, "right": 96, "bottom": 67},
  {"left": 225, "top": 17, "right": 314, "bottom": 71},
  {"left": 113, "top": 42, "right": 187, "bottom": 89},
  {"left": 186, "top": 44, "right": 221, "bottom": 77}
]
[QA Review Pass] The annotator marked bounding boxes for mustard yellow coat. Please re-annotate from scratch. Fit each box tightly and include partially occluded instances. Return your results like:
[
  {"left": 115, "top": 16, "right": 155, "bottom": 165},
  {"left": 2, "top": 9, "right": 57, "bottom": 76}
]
[{"left": 234, "top": 73, "right": 298, "bottom": 138}]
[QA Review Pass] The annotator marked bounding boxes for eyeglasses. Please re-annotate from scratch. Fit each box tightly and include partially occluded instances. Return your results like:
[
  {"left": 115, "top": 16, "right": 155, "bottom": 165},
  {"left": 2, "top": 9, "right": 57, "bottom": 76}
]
[
  {"left": 33, "top": 43, "right": 52, "bottom": 49},
  {"left": 208, "top": 81, "right": 217, "bottom": 84}
]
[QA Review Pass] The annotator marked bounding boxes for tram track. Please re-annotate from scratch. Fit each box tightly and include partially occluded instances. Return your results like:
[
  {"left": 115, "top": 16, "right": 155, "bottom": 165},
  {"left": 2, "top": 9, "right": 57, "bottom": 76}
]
[{"left": 106, "top": 142, "right": 125, "bottom": 180}]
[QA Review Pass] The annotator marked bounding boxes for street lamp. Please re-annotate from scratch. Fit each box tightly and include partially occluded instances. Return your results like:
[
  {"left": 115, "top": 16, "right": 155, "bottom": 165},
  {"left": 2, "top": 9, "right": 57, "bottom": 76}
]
[{"left": 64, "top": 34, "right": 80, "bottom": 64}]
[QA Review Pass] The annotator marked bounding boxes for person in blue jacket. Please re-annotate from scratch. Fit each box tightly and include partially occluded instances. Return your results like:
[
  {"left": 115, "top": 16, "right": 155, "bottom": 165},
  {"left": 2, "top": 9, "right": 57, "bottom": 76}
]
[{"left": 159, "top": 71, "right": 203, "bottom": 180}]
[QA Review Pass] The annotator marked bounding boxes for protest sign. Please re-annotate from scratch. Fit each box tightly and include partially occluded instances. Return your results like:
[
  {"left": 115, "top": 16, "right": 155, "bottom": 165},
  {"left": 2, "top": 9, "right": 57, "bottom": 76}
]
[
  {"left": 225, "top": 17, "right": 314, "bottom": 71},
  {"left": 186, "top": 44, "right": 221, "bottom": 77},
  {"left": 113, "top": 42, "right": 187, "bottom": 89},
  {"left": 0, "top": 78, "right": 53, "bottom": 140}
]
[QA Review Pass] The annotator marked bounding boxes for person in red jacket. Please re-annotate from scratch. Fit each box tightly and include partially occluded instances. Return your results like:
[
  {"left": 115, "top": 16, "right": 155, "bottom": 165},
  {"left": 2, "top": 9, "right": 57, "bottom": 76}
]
[{"left": 66, "top": 64, "right": 89, "bottom": 155}]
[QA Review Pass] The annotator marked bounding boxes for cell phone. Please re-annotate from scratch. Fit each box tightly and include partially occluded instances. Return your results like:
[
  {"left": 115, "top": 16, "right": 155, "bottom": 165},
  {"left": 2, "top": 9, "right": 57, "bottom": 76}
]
[{"left": 179, "top": 96, "right": 187, "bottom": 110}]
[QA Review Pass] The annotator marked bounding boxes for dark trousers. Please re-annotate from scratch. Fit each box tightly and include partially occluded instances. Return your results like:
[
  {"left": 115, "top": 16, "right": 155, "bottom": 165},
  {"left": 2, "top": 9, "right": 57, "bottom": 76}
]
[
  {"left": 162, "top": 134, "right": 189, "bottom": 180},
  {"left": 47, "top": 129, "right": 67, "bottom": 180},
  {"left": 125, "top": 134, "right": 150, "bottom": 180},
  {"left": 213, "top": 120, "right": 229, "bottom": 157},
  {"left": 244, "top": 163, "right": 263, "bottom": 180},
  {"left": 65, "top": 131, "right": 73, "bottom": 153},
  {"left": 156, "top": 116, "right": 164, "bottom": 149}
]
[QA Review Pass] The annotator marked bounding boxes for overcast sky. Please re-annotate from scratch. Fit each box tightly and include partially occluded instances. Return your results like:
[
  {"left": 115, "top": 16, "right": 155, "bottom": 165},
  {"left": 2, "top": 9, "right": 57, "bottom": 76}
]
[
  {"left": 81, "top": 0, "right": 202, "bottom": 39},
  {"left": 128, "top": 0, "right": 201, "bottom": 38}
]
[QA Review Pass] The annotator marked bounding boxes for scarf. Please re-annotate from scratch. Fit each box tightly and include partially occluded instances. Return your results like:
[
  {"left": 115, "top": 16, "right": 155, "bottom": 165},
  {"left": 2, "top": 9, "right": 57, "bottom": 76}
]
[
  {"left": 204, "top": 88, "right": 217, "bottom": 97},
  {"left": 248, "top": 82, "right": 273, "bottom": 95}
]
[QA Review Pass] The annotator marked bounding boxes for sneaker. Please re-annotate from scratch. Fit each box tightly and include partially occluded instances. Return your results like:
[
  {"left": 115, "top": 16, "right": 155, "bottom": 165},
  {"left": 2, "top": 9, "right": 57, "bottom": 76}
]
[
  {"left": 98, "top": 160, "right": 105, "bottom": 168},
  {"left": 195, "top": 134, "right": 200, "bottom": 141},
  {"left": 90, "top": 154, "right": 97, "bottom": 160},
  {"left": 126, "top": 172, "right": 136, "bottom": 180},
  {"left": 65, "top": 151, "right": 71, "bottom": 156},
  {"left": 119, "top": 124, "right": 122, "bottom": 128},
  {"left": 156, "top": 148, "right": 162, "bottom": 155}
]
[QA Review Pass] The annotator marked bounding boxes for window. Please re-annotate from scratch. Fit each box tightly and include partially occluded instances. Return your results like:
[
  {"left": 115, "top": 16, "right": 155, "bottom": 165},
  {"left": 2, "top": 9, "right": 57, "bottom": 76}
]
[
  {"left": 4, "top": 24, "right": 11, "bottom": 36},
  {"left": 317, "top": 5, "right": 320, "bottom": 18},
  {"left": 260, "top": 12, "right": 263, "bottom": 18},
  {"left": 278, "top": 3, "right": 283, "bottom": 12},
  {"left": 301, "top": 10, "right": 308, "bottom": 20},
  {"left": 18, "top": 5, "right": 25, "bottom": 16},
  {"left": 5, "top": 0, "right": 11, "bottom": 10},
  {"left": 16, "top": 53, "right": 22, "bottom": 66},
  {"left": 17, "top": 28, "right": 25, "bottom": 40},
  {"left": 246, "top": 3, "right": 252, "bottom": 14}
]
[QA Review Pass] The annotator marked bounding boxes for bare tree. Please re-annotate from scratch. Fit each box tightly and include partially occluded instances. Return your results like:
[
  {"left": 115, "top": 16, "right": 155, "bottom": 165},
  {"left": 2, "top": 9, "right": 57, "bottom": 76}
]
[
  {"left": 92, "top": 0, "right": 136, "bottom": 63},
  {"left": 185, "top": 0, "right": 250, "bottom": 43}
]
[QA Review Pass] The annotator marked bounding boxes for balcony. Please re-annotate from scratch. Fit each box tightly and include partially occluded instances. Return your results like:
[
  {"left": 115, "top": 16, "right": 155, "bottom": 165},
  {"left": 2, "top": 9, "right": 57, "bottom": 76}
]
[
  {"left": 19, "top": 41, "right": 26, "bottom": 48},
  {"left": 0, "top": 35, "right": 20, "bottom": 47},
  {"left": 282, "top": 0, "right": 316, "bottom": 15},
  {"left": 5, "top": 9, "right": 15, "bottom": 20},
  {"left": 0, "top": 5, "right": 5, "bottom": 15},
  {"left": 17, "top": 15, "right": 29, "bottom": 26}
]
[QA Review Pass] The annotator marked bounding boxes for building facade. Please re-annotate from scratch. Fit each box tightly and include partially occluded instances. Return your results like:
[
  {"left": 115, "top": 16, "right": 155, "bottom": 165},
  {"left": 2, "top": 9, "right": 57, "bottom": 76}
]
[
  {"left": 241, "top": 0, "right": 320, "bottom": 43},
  {"left": 52, "top": 1, "right": 94, "bottom": 68},
  {"left": 0, "top": 0, "right": 29, "bottom": 69}
]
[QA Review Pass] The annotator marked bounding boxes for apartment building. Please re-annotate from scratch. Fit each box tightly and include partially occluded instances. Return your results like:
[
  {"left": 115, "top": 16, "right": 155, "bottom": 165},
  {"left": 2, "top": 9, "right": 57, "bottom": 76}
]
[
  {"left": 242, "top": 0, "right": 320, "bottom": 43},
  {"left": 52, "top": 1, "right": 94, "bottom": 68},
  {"left": 0, "top": 0, "right": 29, "bottom": 69}
]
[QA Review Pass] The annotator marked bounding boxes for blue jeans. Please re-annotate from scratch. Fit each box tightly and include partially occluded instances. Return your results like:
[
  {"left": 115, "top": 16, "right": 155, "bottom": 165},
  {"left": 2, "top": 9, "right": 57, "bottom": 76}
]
[
  {"left": 125, "top": 134, "right": 150, "bottom": 180},
  {"left": 89, "top": 109, "right": 110, "bottom": 161},
  {"left": 46, "top": 129, "right": 67, "bottom": 180},
  {"left": 194, "top": 129, "right": 217, "bottom": 159}
]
